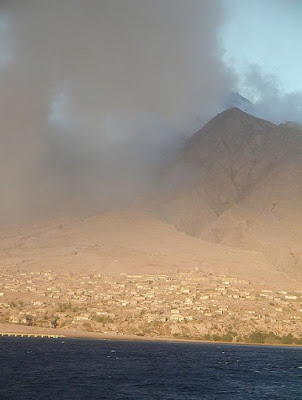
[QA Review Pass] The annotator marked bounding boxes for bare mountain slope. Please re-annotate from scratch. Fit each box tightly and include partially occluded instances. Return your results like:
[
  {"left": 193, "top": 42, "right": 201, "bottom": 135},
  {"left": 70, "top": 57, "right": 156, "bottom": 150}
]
[
  {"left": 152, "top": 108, "right": 302, "bottom": 280},
  {"left": 0, "top": 211, "right": 297, "bottom": 288}
]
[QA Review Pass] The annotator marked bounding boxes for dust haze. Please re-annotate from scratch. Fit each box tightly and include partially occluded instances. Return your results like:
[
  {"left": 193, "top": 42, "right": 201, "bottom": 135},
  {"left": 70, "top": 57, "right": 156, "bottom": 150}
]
[{"left": 0, "top": 0, "right": 234, "bottom": 223}]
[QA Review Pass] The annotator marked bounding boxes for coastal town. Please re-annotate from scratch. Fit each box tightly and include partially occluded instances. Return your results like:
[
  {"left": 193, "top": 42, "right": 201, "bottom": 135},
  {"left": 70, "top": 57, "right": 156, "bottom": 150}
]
[{"left": 0, "top": 268, "right": 301, "bottom": 344}]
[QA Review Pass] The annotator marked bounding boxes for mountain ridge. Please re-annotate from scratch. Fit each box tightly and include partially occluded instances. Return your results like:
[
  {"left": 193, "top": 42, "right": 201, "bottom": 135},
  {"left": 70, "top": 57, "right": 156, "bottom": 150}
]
[{"left": 151, "top": 108, "right": 302, "bottom": 281}]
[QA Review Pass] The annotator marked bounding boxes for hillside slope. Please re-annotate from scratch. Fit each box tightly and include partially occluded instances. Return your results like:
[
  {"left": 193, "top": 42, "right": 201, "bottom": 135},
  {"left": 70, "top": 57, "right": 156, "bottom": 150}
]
[
  {"left": 0, "top": 211, "right": 297, "bottom": 288},
  {"left": 151, "top": 108, "right": 302, "bottom": 280}
]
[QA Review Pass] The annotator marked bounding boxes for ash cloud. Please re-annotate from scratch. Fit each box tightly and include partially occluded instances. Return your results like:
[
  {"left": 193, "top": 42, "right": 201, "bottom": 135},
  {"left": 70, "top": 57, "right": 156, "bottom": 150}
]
[
  {"left": 0, "top": 0, "right": 233, "bottom": 223},
  {"left": 241, "top": 66, "right": 302, "bottom": 124}
]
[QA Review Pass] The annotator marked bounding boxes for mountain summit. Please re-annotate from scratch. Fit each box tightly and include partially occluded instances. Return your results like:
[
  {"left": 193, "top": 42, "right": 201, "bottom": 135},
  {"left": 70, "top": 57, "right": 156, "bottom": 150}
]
[{"left": 223, "top": 92, "right": 254, "bottom": 113}]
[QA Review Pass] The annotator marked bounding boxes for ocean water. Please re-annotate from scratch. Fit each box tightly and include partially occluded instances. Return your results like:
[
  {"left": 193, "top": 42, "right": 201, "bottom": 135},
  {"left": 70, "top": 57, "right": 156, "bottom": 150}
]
[{"left": 0, "top": 338, "right": 301, "bottom": 400}]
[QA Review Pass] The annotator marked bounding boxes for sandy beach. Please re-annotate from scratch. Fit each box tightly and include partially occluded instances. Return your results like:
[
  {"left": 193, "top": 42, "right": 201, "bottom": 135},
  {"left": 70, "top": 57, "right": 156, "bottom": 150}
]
[
  {"left": 1, "top": 323, "right": 301, "bottom": 348},
  {"left": 0, "top": 322, "right": 210, "bottom": 343}
]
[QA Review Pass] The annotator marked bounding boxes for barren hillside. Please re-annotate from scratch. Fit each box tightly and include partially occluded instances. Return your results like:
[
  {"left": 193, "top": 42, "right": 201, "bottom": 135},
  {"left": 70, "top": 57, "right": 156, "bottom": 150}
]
[
  {"left": 0, "top": 210, "right": 298, "bottom": 288},
  {"left": 152, "top": 108, "right": 302, "bottom": 281}
]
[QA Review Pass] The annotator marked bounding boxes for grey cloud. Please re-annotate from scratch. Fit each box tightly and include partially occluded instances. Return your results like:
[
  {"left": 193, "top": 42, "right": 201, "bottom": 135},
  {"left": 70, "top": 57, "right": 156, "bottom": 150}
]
[
  {"left": 243, "top": 66, "right": 302, "bottom": 124},
  {"left": 0, "top": 0, "right": 233, "bottom": 222}
]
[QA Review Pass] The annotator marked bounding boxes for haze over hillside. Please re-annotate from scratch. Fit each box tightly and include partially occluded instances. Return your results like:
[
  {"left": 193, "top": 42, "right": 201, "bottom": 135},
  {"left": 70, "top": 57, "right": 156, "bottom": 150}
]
[
  {"left": 151, "top": 108, "right": 302, "bottom": 282},
  {"left": 0, "top": 108, "right": 301, "bottom": 288}
]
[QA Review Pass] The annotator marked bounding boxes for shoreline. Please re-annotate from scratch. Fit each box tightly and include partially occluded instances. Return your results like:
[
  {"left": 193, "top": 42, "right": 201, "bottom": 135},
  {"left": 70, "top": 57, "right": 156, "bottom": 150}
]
[{"left": 0, "top": 323, "right": 301, "bottom": 348}]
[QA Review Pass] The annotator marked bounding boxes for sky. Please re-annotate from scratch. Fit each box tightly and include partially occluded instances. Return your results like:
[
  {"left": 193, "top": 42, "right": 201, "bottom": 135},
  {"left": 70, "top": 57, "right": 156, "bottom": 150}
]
[{"left": 221, "top": 0, "right": 302, "bottom": 98}]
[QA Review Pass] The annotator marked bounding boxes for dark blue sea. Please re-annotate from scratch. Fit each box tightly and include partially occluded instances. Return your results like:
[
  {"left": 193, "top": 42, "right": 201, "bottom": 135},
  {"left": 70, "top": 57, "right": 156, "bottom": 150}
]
[{"left": 0, "top": 338, "right": 301, "bottom": 400}]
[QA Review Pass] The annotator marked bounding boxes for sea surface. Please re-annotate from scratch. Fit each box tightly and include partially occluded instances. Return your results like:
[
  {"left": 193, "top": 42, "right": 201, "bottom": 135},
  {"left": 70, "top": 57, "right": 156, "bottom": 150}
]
[{"left": 0, "top": 338, "right": 301, "bottom": 400}]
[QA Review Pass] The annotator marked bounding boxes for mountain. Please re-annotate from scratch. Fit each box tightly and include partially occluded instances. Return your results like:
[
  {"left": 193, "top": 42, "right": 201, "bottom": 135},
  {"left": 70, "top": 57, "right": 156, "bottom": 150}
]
[
  {"left": 150, "top": 108, "right": 302, "bottom": 281},
  {"left": 223, "top": 92, "right": 254, "bottom": 114},
  {"left": 0, "top": 108, "right": 301, "bottom": 288}
]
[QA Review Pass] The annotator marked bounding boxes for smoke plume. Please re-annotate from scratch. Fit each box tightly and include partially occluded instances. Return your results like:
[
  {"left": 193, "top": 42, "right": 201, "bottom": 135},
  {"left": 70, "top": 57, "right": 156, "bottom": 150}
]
[{"left": 0, "top": 0, "right": 233, "bottom": 222}]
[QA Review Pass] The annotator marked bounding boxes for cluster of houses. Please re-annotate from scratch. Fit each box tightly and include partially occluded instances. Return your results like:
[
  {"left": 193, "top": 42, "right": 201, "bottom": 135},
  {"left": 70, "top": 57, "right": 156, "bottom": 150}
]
[{"left": 0, "top": 268, "right": 301, "bottom": 339}]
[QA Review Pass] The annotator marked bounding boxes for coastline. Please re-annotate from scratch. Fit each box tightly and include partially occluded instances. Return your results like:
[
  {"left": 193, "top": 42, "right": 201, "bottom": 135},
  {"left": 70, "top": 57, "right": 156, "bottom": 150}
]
[{"left": 0, "top": 323, "right": 301, "bottom": 348}]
